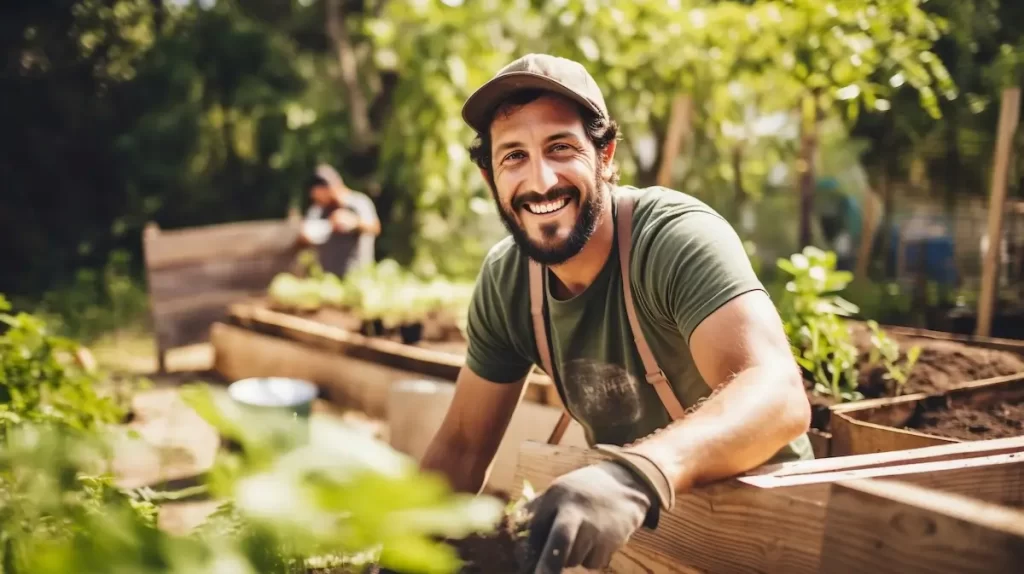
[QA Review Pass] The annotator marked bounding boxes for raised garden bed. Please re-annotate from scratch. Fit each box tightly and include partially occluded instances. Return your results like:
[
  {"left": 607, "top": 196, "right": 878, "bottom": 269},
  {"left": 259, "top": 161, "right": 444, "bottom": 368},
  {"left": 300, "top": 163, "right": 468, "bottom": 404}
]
[
  {"left": 804, "top": 321, "right": 1024, "bottom": 458},
  {"left": 829, "top": 373, "right": 1024, "bottom": 457},
  {"left": 222, "top": 299, "right": 1024, "bottom": 460},
  {"left": 218, "top": 301, "right": 559, "bottom": 412}
]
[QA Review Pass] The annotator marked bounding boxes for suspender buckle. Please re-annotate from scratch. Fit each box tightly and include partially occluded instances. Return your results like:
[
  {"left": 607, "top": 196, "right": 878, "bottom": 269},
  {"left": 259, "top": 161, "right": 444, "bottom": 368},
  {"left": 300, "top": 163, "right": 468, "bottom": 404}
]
[{"left": 645, "top": 370, "right": 669, "bottom": 385}]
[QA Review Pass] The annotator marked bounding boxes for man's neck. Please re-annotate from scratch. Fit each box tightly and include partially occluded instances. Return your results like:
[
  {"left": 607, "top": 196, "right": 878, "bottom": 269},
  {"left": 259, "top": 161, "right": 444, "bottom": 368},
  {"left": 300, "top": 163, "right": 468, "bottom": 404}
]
[{"left": 548, "top": 197, "right": 615, "bottom": 300}]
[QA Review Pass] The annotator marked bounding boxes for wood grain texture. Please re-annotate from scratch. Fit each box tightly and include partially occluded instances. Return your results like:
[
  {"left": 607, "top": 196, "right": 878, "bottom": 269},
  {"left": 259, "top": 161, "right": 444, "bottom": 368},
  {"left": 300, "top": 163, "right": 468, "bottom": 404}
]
[
  {"left": 211, "top": 323, "right": 582, "bottom": 493},
  {"left": 142, "top": 218, "right": 301, "bottom": 356},
  {"left": 514, "top": 443, "right": 827, "bottom": 574},
  {"left": 142, "top": 219, "right": 301, "bottom": 270},
  {"left": 830, "top": 375, "right": 1024, "bottom": 457},
  {"left": 868, "top": 321, "right": 1024, "bottom": 355},
  {"left": 227, "top": 303, "right": 555, "bottom": 401},
  {"left": 514, "top": 439, "right": 1024, "bottom": 574},
  {"left": 820, "top": 478, "right": 1024, "bottom": 574},
  {"left": 977, "top": 87, "right": 1022, "bottom": 337}
]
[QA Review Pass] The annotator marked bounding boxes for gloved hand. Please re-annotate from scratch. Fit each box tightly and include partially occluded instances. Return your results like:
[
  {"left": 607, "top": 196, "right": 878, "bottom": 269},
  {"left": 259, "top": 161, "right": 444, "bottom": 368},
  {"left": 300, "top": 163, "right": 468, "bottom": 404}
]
[{"left": 520, "top": 460, "right": 656, "bottom": 573}]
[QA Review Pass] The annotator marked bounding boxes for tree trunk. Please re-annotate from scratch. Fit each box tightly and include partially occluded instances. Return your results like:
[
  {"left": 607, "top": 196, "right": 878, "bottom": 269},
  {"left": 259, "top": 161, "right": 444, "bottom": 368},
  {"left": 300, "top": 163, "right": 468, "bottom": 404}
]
[
  {"left": 326, "top": 0, "right": 373, "bottom": 151},
  {"left": 798, "top": 92, "right": 819, "bottom": 248}
]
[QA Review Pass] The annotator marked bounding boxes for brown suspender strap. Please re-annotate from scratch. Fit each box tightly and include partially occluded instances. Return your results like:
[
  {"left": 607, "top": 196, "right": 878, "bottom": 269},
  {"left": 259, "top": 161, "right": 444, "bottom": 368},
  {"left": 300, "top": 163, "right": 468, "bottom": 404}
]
[
  {"left": 529, "top": 260, "right": 571, "bottom": 444},
  {"left": 533, "top": 192, "right": 687, "bottom": 446},
  {"left": 615, "top": 196, "right": 688, "bottom": 421}
]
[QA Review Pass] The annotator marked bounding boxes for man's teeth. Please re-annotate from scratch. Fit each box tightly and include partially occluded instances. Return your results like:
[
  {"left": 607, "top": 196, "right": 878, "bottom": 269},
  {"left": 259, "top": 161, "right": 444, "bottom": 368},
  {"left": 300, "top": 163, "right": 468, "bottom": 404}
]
[{"left": 526, "top": 197, "right": 570, "bottom": 214}]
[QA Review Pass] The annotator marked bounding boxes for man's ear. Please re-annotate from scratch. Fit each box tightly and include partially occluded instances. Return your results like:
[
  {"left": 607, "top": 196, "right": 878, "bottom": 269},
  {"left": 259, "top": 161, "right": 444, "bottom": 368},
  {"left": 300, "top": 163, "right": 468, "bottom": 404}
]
[{"left": 599, "top": 139, "right": 618, "bottom": 180}]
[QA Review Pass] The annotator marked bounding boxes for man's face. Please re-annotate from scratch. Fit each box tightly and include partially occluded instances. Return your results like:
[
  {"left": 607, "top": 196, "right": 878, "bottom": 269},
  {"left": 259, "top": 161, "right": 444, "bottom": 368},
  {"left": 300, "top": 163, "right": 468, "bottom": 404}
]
[
  {"left": 310, "top": 184, "right": 334, "bottom": 207},
  {"left": 486, "top": 94, "right": 612, "bottom": 265}
]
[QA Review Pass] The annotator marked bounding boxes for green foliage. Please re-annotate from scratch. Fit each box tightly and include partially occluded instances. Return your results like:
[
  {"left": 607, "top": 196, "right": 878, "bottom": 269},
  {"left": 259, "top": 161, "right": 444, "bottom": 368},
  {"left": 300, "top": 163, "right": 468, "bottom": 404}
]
[
  {"left": 0, "top": 294, "right": 125, "bottom": 437},
  {"left": 0, "top": 302, "right": 504, "bottom": 573},
  {"left": 267, "top": 257, "right": 475, "bottom": 332},
  {"left": 180, "top": 384, "right": 507, "bottom": 574},
  {"left": 25, "top": 250, "right": 150, "bottom": 343},
  {"left": 775, "top": 247, "right": 920, "bottom": 402},
  {"left": 866, "top": 320, "right": 922, "bottom": 396}
]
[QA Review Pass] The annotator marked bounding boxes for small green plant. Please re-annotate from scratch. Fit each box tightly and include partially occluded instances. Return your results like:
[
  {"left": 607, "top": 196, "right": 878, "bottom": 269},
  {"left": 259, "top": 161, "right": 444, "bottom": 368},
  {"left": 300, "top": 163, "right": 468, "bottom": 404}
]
[
  {"left": 866, "top": 320, "right": 922, "bottom": 396},
  {"left": 776, "top": 247, "right": 919, "bottom": 403},
  {"left": 776, "top": 247, "right": 864, "bottom": 402}
]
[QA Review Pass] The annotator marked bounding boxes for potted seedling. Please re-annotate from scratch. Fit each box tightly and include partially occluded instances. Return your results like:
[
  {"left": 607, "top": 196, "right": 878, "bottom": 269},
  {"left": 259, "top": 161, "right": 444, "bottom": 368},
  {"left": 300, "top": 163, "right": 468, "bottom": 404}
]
[
  {"left": 267, "top": 272, "right": 322, "bottom": 314},
  {"left": 397, "top": 285, "right": 431, "bottom": 345}
]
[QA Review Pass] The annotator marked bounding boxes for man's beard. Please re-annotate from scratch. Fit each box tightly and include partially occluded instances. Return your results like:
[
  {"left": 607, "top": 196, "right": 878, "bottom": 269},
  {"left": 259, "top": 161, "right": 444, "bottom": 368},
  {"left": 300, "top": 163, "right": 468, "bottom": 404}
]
[{"left": 492, "top": 174, "right": 605, "bottom": 266}]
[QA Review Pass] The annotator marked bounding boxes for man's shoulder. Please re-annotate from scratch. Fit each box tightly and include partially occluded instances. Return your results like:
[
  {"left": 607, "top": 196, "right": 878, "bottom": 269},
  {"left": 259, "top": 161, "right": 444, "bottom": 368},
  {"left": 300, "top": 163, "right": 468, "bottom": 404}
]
[
  {"left": 478, "top": 235, "right": 526, "bottom": 288},
  {"left": 614, "top": 184, "right": 745, "bottom": 268},
  {"left": 620, "top": 185, "right": 724, "bottom": 223}
]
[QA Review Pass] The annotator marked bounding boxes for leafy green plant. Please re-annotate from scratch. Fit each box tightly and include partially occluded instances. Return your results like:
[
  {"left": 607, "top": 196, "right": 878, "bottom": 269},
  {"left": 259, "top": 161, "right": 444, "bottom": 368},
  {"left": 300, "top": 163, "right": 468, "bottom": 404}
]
[
  {"left": 775, "top": 247, "right": 921, "bottom": 403},
  {"left": 776, "top": 247, "right": 864, "bottom": 402},
  {"left": 866, "top": 320, "right": 922, "bottom": 396},
  {"left": 180, "top": 384, "right": 506, "bottom": 574},
  {"left": 0, "top": 294, "right": 125, "bottom": 437}
]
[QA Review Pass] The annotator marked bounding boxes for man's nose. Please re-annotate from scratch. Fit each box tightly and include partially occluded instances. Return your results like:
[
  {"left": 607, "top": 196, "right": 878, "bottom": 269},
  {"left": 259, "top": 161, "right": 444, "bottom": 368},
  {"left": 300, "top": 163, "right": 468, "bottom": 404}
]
[{"left": 526, "top": 157, "right": 560, "bottom": 194}]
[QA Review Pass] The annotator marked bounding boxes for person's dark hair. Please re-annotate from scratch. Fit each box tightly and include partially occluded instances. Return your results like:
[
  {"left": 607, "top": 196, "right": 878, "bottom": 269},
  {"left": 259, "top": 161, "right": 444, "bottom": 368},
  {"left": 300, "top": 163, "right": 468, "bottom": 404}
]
[
  {"left": 305, "top": 174, "right": 329, "bottom": 190},
  {"left": 468, "top": 89, "right": 620, "bottom": 185}
]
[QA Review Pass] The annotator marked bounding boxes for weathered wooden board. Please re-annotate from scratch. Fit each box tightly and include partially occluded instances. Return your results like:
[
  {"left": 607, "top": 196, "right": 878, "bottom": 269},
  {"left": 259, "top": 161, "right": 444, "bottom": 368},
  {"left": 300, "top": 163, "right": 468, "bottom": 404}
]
[
  {"left": 513, "top": 437, "right": 1024, "bottom": 574},
  {"left": 870, "top": 321, "right": 1024, "bottom": 355},
  {"left": 820, "top": 478, "right": 1024, "bottom": 574},
  {"left": 225, "top": 303, "right": 560, "bottom": 404},
  {"left": 211, "top": 322, "right": 580, "bottom": 493},
  {"left": 830, "top": 373, "right": 1024, "bottom": 457},
  {"left": 142, "top": 218, "right": 302, "bottom": 369}
]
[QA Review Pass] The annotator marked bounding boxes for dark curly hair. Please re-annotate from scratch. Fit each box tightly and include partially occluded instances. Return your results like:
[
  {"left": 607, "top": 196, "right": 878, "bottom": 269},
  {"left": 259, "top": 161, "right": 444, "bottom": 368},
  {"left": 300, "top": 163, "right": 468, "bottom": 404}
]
[{"left": 467, "top": 89, "right": 621, "bottom": 187}]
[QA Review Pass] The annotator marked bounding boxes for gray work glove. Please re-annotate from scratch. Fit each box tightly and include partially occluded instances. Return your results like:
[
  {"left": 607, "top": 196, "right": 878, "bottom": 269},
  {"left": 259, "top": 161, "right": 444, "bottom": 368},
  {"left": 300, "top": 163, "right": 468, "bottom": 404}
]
[{"left": 521, "top": 459, "right": 661, "bottom": 573}]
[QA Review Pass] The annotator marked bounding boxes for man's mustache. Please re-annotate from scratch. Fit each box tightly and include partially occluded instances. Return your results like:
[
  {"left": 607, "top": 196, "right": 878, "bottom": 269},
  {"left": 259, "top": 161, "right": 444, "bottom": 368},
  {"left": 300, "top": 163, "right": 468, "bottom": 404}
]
[{"left": 512, "top": 187, "right": 580, "bottom": 211}]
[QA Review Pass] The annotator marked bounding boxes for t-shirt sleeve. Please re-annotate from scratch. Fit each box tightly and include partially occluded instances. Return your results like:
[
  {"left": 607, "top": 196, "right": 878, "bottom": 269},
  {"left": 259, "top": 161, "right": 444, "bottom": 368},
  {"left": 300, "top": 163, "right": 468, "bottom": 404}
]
[
  {"left": 351, "top": 194, "right": 379, "bottom": 221},
  {"left": 642, "top": 209, "right": 766, "bottom": 343},
  {"left": 464, "top": 263, "right": 534, "bottom": 384}
]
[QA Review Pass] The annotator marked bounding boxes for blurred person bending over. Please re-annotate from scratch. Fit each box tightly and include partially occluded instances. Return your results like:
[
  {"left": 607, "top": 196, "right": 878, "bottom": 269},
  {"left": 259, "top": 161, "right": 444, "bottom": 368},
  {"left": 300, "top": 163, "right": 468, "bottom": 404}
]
[
  {"left": 299, "top": 164, "right": 380, "bottom": 275},
  {"left": 418, "top": 54, "right": 814, "bottom": 573}
]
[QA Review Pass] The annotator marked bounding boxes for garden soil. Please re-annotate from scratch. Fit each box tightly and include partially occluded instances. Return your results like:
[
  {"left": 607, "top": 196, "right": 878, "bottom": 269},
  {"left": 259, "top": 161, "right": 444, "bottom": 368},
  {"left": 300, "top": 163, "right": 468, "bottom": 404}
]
[
  {"left": 847, "top": 323, "right": 1024, "bottom": 398},
  {"left": 909, "top": 397, "right": 1024, "bottom": 441},
  {"left": 806, "top": 323, "right": 1024, "bottom": 430}
]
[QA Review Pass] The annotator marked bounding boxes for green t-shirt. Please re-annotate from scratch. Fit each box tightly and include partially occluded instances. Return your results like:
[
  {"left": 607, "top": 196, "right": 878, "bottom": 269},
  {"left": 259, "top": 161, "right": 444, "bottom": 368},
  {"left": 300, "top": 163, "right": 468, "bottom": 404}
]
[{"left": 465, "top": 185, "right": 813, "bottom": 463}]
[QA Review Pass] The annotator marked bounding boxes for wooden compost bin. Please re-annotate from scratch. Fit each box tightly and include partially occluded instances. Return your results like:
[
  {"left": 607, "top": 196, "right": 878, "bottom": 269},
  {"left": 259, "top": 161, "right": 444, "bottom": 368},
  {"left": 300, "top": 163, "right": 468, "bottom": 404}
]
[
  {"left": 511, "top": 437, "right": 1024, "bottom": 574},
  {"left": 828, "top": 372, "right": 1024, "bottom": 457},
  {"left": 808, "top": 321, "right": 1024, "bottom": 459}
]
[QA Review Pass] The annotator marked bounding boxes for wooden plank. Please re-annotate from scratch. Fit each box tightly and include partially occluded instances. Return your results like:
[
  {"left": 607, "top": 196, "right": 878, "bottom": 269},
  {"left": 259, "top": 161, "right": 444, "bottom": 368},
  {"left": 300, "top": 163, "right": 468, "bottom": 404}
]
[
  {"left": 977, "top": 87, "right": 1021, "bottom": 337},
  {"left": 513, "top": 439, "right": 1024, "bottom": 574},
  {"left": 515, "top": 442, "right": 826, "bottom": 574},
  {"left": 142, "top": 219, "right": 301, "bottom": 271},
  {"left": 147, "top": 250, "right": 299, "bottom": 302},
  {"left": 227, "top": 303, "right": 556, "bottom": 394},
  {"left": 830, "top": 374, "right": 1024, "bottom": 457},
  {"left": 820, "top": 478, "right": 1024, "bottom": 574},
  {"left": 808, "top": 428, "right": 831, "bottom": 458},
  {"left": 211, "top": 323, "right": 572, "bottom": 493},
  {"left": 756, "top": 435, "right": 1024, "bottom": 478},
  {"left": 873, "top": 321, "right": 1024, "bottom": 354},
  {"left": 744, "top": 452, "right": 1024, "bottom": 507}
]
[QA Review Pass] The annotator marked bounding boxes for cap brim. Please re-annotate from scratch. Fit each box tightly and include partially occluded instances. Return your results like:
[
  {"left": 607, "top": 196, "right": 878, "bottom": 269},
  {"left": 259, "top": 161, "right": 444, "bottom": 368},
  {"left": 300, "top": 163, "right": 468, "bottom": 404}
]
[{"left": 461, "top": 72, "right": 601, "bottom": 134}]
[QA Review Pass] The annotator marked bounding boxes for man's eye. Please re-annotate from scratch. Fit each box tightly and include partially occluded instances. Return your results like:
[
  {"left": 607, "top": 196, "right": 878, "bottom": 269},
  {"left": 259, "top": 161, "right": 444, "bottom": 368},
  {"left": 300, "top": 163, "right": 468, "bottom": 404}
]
[
  {"left": 550, "top": 143, "right": 573, "bottom": 153},
  {"left": 503, "top": 151, "right": 526, "bottom": 162}
]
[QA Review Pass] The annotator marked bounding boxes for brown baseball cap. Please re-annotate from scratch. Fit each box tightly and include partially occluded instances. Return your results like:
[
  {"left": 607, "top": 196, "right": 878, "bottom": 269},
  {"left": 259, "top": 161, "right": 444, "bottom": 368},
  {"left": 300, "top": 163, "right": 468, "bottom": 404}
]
[{"left": 461, "top": 53, "right": 609, "bottom": 134}]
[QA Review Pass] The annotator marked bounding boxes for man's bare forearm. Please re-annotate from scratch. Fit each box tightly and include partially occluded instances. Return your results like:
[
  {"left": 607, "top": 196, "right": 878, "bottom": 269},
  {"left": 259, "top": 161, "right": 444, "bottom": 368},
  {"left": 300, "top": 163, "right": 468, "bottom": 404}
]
[
  {"left": 419, "top": 433, "right": 492, "bottom": 494},
  {"left": 627, "top": 363, "right": 810, "bottom": 493}
]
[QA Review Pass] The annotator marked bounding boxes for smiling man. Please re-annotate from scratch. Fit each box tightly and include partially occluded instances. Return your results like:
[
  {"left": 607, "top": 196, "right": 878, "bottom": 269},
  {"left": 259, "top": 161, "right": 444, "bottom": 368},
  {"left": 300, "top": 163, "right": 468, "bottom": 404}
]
[{"left": 419, "top": 54, "right": 813, "bottom": 573}]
